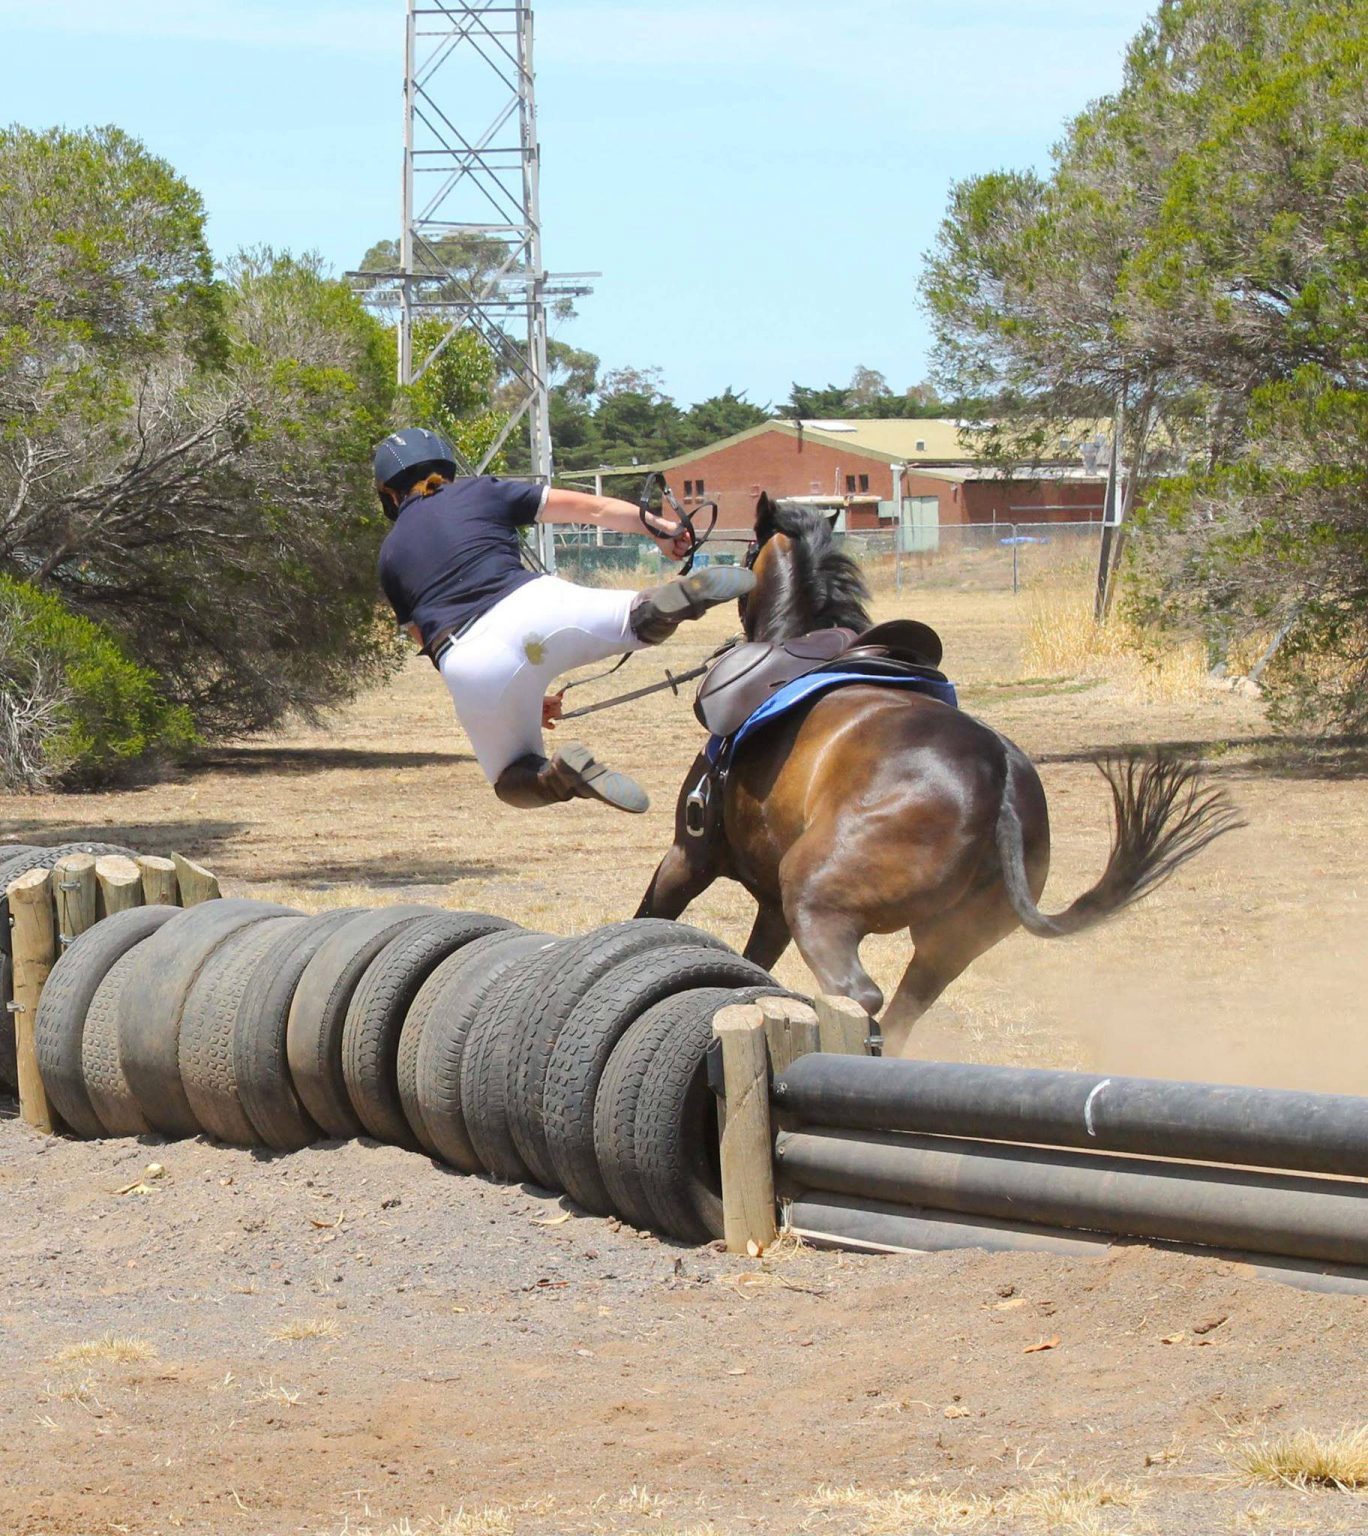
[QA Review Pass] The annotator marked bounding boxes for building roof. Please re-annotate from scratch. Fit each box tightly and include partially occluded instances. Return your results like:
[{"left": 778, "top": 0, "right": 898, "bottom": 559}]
[
  {"left": 796, "top": 418, "right": 978, "bottom": 461},
  {"left": 579, "top": 419, "right": 981, "bottom": 479},
  {"left": 910, "top": 464, "right": 1107, "bottom": 484},
  {"left": 571, "top": 417, "right": 1112, "bottom": 480}
]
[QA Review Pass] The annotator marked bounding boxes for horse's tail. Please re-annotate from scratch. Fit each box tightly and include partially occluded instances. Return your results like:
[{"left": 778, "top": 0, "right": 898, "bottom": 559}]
[{"left": 996, "top": 751, "right": 1244, "bottom": 939}]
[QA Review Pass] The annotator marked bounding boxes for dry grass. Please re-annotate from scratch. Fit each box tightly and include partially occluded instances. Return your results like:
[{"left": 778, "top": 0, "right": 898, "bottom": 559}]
[
  {"left": 560, "top": 558, "right": 664, "bottom": 591},
  {"left": 615, "top": 1487, "right": 665, "bottom": 1517},
  {"left": 272, "top": 1315, "right": 341, "bottom": 1342},
  {"left": 1024, "top": 591, "right": 1209, "bottom": 703},
  {"left": 807, "top": 1475, "right": 1143, "bottom": 1535},
  {"left": 254, "top": 1376, "right": 302, "bottom": 1408},
  {"left": 1231, "top": 1425, "right": 1368, "bottom": 1491},
  {"left": 52, "top": 1332, "right": 156, "bottom": 1366},
  {"left": 324, "top": 1508, "right": 520, "bottom": 1536}
]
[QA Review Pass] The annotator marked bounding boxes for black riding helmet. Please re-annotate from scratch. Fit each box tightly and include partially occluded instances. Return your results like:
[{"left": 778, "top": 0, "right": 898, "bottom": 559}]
[{"left": 373, "top": 427, "right": 458, "bottom": 518}]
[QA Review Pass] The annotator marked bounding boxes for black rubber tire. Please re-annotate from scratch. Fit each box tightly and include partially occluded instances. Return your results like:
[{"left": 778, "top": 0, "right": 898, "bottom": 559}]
[
  {"left": 286, "top": 905, "right": 439, "bottom": 1138},
  {"left": 396, "top": 929, "right": 524, "bottom": 1156},
  {"left": 234, "top": 909, "right": 365, "bottom": 1151},
  {"left": 83, "top": 947, "right": 155, "bottom": 1137},
  {"left": 457, "top": 954, "right": 570, "bottom": 1184},
  {"left": 0, "top": 841, "right": 134, "bottom": 1092},
  {"left": 542, "top": 945, "right": 775, "bottom": 1214},
  {"left": 636, "top": 990, "right": 790, "bottom": 1242},
  {"left": 342, "top": 910, "right": 514, "bottom": 1146},
  {"left": 179, "top": 916, "right": 307, "bottom": 1145},
  {"left": 505, "top": 919, "right": 734, "bottom": 1190},
  {"left": 119, "top": 899, "right": 299, "bottom": 1137},
  {"left": 593, "top": 983, "right": 796, "bottom": 1231},
  {"left": 34, "top": 905, "right": 180, "bottom": 1138},
  {"left": 415, "top": 931, "right": 556, "bottom": 1174},
  {"left": 457, "top": 942, "right": 572, "bottom": 1182}
]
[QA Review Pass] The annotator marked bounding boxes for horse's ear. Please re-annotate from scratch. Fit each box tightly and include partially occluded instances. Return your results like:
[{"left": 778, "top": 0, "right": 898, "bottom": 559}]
[{"left": 754, "top": 491, "right": 779, "bottom": 540}]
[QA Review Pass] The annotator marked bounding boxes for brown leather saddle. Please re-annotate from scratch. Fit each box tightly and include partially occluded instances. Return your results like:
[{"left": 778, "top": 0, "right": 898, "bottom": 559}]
[{"left": 695, "top": 619, "right": 947, "bottom": 738}]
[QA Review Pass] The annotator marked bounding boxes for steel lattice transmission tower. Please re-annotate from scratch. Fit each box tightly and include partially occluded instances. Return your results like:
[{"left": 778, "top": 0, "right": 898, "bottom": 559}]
[{"left": 375, "top": 1, "right": 592, "bottom": 571}]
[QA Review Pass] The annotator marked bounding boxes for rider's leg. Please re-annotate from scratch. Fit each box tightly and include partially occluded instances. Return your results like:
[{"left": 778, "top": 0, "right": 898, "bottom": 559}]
[
  {"left": 629, "top": 565, "right": 756, "bottom": 645},
  {"left": 491, "top": 746, "right": 649, "bottom": 813},
  {"left": 437, "top": 579, "right": 651, "bottom": 812}
]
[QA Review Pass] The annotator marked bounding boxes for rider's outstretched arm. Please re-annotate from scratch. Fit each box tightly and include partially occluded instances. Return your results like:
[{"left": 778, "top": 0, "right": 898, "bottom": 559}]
[{"left": 541, "top": 487, "right": 688, "bottom": 557}]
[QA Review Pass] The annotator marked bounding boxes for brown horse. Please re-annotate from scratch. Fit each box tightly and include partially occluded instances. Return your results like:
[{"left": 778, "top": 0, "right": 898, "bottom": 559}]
[{"left": 636, "top": 495, "right": 1242, "bottom": 1054}]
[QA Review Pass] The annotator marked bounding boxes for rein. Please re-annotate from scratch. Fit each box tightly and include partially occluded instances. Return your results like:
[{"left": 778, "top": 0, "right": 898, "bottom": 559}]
[
  {"left": 556, "top": 479, "right": 754, "bottom": 723},
  {"left": 558, "top": 638, "right": 738, "bottom": 722},
  {"left": 638, "top": 471, "right": 719, "bottom": 575}
]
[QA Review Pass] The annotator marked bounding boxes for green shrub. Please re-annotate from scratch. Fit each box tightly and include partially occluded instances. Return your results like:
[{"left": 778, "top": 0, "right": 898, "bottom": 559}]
[{"left": 0, "top": 575, "right": 196, "bottom": 789}]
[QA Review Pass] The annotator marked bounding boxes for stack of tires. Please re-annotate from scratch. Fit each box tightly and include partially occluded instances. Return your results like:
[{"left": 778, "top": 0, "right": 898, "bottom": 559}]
[
  {"left": 31, "top": 900, "right": 800, "bottom": 1242},
  {"left": 0, "top": 841, "right": 138, "bottom": 1093}
]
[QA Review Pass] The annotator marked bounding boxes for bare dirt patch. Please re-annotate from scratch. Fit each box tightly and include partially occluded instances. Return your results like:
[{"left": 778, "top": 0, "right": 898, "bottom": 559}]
[{"left": 4, "top": 584, "right": 1366, "bottom": 1534}]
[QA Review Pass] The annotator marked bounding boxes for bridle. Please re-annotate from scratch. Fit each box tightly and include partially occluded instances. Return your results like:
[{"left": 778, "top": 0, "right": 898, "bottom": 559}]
[
  {"left": 557, "top": 479, "right": 761, "bottom": 722},
  {"left": 638, "top": 472, "right": 718, "bottom": 575}
]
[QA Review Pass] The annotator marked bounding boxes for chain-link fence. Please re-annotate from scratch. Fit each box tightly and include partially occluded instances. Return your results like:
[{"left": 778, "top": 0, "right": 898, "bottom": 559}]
[
  {"left": 546, "top": 528, "right": 740, "bottom": 586},
  {"left": 540, "top": 522, "right": 1104, "bottom": 595},
  {"left": 841, "top": 522, "right": 1104, "bottom": 595}
]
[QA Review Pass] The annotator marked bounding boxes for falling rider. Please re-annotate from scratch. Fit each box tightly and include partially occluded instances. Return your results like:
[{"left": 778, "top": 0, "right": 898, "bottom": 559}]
[{"left": 375, "top": 427, "right": 754, "bottom": 814}]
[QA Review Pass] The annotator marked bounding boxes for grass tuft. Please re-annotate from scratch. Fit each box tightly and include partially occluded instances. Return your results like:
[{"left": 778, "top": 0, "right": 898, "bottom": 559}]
[
  {"left": 1232, "top": 1425, "right": 1368, "bottom": 1491},
  {"left": 272, "top": 1315, "right": 340, "bottom": 1342},
  {"left": 53, "top": 1332, "right": 156, "bottom": 1366},
  {"left": 325, "top": 1511, "right": 515, "bottom": 1536},
  {"left": 807, "top": 1475, "right": 1141, "bottom": 1535},
  {"left": 617, "top": 1487, "right": 664, "bottom": 1516}
]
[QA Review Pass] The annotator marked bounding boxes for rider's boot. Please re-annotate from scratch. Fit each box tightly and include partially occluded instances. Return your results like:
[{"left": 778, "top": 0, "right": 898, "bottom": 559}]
[
  {"left": 493, "top": 741, "right": 650, "bottom": 814},
  {"left": 629, "top": 565, "right": 757, "bottom": 646}
]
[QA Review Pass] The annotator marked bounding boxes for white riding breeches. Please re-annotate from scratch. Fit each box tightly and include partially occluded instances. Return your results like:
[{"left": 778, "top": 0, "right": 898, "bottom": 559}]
[{"left": 437, "top": 575, "right": 646, "bottom": 782}]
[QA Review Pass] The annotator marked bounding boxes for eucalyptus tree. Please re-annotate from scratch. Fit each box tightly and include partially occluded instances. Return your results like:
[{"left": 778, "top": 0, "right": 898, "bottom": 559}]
[{"left": 924, "top": 0, "right": 1368, "bottom": 728}]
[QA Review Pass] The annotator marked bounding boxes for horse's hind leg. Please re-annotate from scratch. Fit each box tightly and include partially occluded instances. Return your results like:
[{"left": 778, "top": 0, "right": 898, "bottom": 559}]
[
  {"left": 880, "top": 887, "right": 1023, "bottom": 1056},
  {"left": 785, "top": 901, "right": 884, "bottom": 1017},
  {"left": 635, "top": 841, "right": 717, "bottom": 919},
  {"left": 742, "top": 901, "right": 791, "bottom": 970}
]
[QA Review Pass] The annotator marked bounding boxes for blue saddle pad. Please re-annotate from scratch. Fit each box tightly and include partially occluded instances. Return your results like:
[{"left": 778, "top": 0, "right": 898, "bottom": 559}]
[{"left": 707, "top": 669, "right": 959, "bottom": 764}]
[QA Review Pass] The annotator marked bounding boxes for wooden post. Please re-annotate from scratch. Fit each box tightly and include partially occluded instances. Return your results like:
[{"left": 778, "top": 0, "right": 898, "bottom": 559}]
[
  {"left": 8, "top": 867, "right": 57, "bottom": 1132},
  {"left": 52, "top": 852, "right": 97, "bottom": 953},
  {"left": 136, "top": 855, "right": 179, "bottom": 907},
  {"left": 757, "top": 995, "right": 820, "bottom": 1075},
  {"left": 813, "top": 994, "right": 872, "bottom": 1055},
  {"left": 95, "top": 855, "right": 143, "bottom": 917},
  {"left": 713, "top": 1002, "right": 778, "bottom": 1255},
  {"left": 758, "top": 997, "right": 819, "bottom": 1133},
  {"left": 172, "top": 852, "right": 220, "bottom": 907}
]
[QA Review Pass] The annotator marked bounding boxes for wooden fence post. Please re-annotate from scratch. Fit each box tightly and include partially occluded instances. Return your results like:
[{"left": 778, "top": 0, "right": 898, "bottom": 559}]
[
  {"left": 172, "top": 853, "right": 221, "bottom": 907},
  {"left": 757, "top": 997, "right": 820, "bottom": 1134},
  {"left": 757, "top": 995, "right": 820, "bottom": 1074},
  {"left": 813, "top": 994, "right": 872, "bottom": 1055},
  {"left": 95, "top": 855, "right": 143, "bottom": 918},
  {"left": 136, "top": 855, "right": 179, "bottom": 907},
  {"left": 52, "top": 853, "right": 97, "bottom": 953},
  {"left": 713, "top": 1002, "right": 778, "bottom": 1255},
  {"left": 8, "top": 868, "right": 57, "bottom": 1132}
]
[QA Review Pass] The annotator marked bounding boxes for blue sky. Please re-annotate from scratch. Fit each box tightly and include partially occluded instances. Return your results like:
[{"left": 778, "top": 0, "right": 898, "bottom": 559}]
[{"left": 1, "top": 1, "right": 1152, "bottom": 407}]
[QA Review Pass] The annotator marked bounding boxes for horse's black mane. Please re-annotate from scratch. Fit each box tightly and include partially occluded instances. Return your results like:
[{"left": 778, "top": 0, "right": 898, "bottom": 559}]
[{"left": 748, "top": 496, "right": 871, "bottom": 640}]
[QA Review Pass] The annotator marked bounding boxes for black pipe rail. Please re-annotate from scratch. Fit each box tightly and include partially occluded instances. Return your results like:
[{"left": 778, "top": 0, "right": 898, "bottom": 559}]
[
  {"left": 776, "top": 1129, "right": 1368, "bottom": 1268},
  {"left": 773, "top": 1055, "right": 1368, "bottom": 1178},
  {"left": 786, "top": 1193, "right": 1368, "bottom": 1296}
]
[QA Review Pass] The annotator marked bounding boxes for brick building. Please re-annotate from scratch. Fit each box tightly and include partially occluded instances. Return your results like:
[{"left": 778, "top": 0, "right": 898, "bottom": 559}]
[{"left": 579, "top": 419, "right": 1106, "bottom": 534}]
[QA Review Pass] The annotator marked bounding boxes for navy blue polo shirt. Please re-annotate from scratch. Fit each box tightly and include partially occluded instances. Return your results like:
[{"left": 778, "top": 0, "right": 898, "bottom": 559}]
[{"left": 378, "top": 475, "right": 546, "bottom": 648}]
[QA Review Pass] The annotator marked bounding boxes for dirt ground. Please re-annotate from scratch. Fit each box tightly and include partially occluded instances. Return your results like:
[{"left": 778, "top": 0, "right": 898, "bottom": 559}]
[{"left": 3, "top": 584, "right": 1367, "bottom": 1536}]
